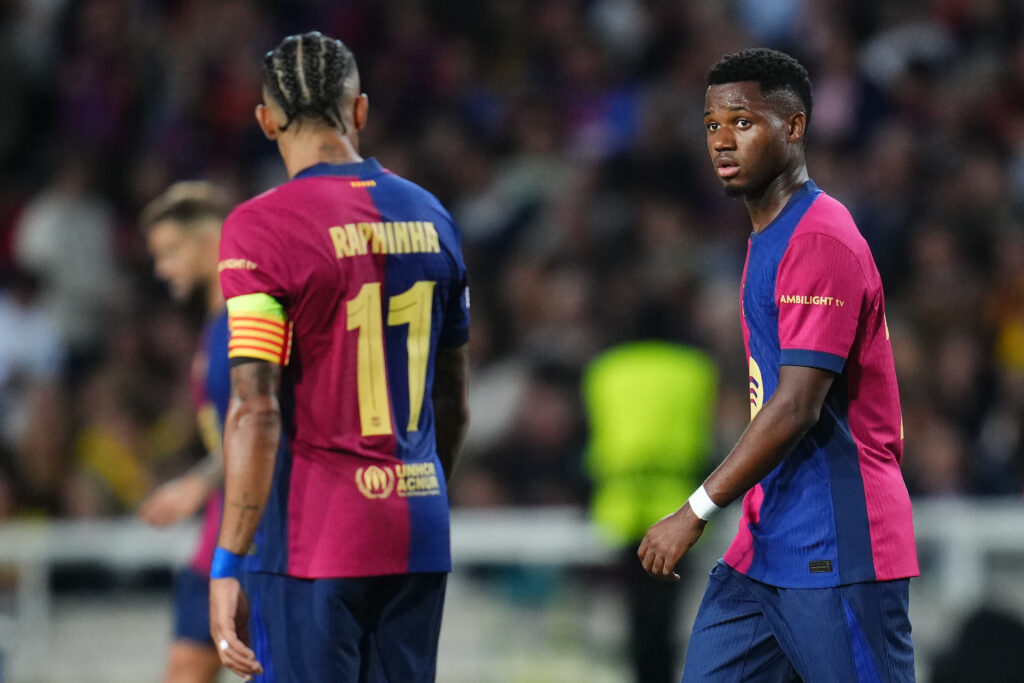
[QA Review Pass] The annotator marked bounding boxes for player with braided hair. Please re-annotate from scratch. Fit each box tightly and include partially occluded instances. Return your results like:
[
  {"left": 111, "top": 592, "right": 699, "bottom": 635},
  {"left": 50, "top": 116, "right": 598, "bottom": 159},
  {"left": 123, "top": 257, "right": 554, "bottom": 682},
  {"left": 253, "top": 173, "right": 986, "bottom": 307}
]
[
  {"left": 261, "top": 31, "right": 351, "bottom": 132},
  {"left": 639, "top": 48, "right": 917, "bottom": 681},
  {"left": 209, "top": 32, "right": 469, "bottom": 682}
]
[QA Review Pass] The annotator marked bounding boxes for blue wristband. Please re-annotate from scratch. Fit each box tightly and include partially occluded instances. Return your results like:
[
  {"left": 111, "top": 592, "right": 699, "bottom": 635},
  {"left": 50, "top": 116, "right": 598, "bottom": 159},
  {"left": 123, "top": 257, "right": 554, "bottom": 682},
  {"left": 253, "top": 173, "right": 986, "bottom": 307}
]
[{"left": 210, "top": 547, "right": 245, "bottom": 579}]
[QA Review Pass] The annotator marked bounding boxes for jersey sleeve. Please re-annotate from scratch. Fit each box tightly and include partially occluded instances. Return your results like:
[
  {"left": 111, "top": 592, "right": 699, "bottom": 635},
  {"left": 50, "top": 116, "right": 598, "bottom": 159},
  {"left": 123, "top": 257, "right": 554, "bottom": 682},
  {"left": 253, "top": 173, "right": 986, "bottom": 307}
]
[
  {"left": 218, "top": 205, "right": 291, "bottom": 301},
  {"left": 440, "top": 275, "right": 470, "bottom": 348},
  {"left": 219, "top": 206, "right": 293, "bottom": 365},
  {"left": 775, "top": 233, "right": 866, "bottom": 374},
  {"left": 438, "top": 217, "right": 470, "bottom": 348}
]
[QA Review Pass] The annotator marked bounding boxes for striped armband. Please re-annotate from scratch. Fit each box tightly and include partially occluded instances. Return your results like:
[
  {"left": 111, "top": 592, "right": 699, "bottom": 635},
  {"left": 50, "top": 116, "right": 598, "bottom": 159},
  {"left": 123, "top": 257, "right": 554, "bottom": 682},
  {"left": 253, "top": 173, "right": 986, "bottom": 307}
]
[
  {"left": 226, "top": 293, "right": 293, "bottom": 365},
  {"left": 210, "top": 547, "right": 245, "bottom": 579},
  {"left": 687, "top": 485, "right": 722, "bottom": 521}
]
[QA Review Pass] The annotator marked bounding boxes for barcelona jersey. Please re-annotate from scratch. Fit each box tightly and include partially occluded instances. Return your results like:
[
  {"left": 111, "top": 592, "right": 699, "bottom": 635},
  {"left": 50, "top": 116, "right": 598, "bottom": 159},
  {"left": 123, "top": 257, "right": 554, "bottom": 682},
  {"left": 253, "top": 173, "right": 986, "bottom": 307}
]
[
  {"left": 188, "top": 310, "right": 231, "bottom": 574},
  {"left": 723, "top": 180, "right": 918, "bottom": 588},
  {"left": 218, "top": 158, "right": 470, "bottom": 578}
]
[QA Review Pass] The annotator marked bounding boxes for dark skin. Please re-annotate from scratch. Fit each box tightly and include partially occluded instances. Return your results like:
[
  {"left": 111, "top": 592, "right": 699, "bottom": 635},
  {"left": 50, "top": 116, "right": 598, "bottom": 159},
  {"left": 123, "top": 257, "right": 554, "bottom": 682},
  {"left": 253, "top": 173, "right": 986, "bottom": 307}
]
[
  {"left": 433, "top": 345, "right": 471, "bottom": 480},
  {"left": 637, "top": 80, "right": 837, "bottom": 581}
]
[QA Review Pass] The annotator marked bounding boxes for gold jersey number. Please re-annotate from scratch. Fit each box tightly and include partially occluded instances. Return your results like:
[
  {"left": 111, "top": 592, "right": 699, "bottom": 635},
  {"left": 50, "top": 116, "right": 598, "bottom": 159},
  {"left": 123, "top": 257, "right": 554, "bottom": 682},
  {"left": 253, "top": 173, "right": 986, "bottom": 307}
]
[{"left": 346, "top": 280, "right": 436, "bottom": 436}]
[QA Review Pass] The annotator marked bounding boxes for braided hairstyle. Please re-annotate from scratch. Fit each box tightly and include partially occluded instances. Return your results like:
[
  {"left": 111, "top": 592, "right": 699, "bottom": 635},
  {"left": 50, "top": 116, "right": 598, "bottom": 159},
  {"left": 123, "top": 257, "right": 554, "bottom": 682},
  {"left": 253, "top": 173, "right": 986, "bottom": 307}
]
[
  {"left": 706, "top": 48, "right": 813, "bottom": 126},
  {"left": 262, "top": 31, "right": 357, "bottom": 132}
]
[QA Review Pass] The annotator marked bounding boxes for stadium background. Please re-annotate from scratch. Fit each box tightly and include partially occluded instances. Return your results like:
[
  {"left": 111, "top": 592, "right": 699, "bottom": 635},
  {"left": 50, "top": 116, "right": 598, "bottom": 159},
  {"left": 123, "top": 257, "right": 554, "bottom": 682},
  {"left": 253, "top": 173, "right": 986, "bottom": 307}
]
[{"left": 0, "top": 0, "right": 1023, "bottom": 681}]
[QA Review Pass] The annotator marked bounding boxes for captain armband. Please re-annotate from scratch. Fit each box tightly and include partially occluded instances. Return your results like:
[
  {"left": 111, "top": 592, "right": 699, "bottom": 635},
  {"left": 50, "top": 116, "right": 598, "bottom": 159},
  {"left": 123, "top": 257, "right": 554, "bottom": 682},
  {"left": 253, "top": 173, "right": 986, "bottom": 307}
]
[{"left": 226, "top": 293, "right": 293, "bottom": 366}]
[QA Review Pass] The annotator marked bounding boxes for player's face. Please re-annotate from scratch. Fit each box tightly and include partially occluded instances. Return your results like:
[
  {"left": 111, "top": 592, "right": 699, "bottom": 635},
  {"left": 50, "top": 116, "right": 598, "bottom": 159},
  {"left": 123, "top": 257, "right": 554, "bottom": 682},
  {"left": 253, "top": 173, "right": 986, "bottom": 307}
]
[
  {"left": 147, "top": 220, "right": 208, "bottom": 301},
  {"left": 704, "top": 82, "right": 791, "bottom": 197}
]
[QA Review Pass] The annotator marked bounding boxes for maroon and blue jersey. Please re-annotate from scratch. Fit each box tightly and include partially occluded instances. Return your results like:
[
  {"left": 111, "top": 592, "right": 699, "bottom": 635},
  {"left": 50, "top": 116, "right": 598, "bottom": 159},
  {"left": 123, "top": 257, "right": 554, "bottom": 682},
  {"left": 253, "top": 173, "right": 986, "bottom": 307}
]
[
  {"left": 218, "top": 158, "right": 469, "bottom": 579},
  {"left": 723, "top": 180, "right": 918, "bottom": 588},
  {"left": 187, "top": 310, "right": 231, "bottom": 574}
]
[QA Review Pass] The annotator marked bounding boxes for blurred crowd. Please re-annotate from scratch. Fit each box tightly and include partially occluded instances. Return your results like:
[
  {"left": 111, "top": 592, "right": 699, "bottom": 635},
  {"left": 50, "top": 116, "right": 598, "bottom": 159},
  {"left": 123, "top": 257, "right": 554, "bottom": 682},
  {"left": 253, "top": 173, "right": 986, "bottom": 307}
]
[{"left": 0, "top": 0, "right": 1023, "bottom": 520}]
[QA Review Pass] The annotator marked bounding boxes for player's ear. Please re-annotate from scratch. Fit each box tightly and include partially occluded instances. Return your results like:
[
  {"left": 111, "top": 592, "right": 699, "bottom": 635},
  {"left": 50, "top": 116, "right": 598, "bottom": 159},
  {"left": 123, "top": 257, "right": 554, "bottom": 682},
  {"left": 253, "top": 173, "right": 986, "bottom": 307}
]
[
  {"left": 255, "top": 104, "right": 280, "bottom": 140},
  {"left": 352, "top": 94, "right": 369, "bottom": 132},
  {"left": 787, "top": 111, "right": 806, "bottom": 143}
]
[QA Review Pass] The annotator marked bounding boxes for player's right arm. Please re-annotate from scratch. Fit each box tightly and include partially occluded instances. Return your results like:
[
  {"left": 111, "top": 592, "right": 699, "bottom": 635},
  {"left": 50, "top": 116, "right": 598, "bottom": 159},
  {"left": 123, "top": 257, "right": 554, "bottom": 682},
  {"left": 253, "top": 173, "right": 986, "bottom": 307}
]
[
  {"left": 218, "top": 359, "right": 281, "bottom": 555},
  {"left": 433, "top": 344, "right": 469, "bottom": 481},
  {"left": 211, "top": 204, "right": 291, "bottom": 677},
  {"left": 209, "top": 358, "right": 280, "bottom": 678}
]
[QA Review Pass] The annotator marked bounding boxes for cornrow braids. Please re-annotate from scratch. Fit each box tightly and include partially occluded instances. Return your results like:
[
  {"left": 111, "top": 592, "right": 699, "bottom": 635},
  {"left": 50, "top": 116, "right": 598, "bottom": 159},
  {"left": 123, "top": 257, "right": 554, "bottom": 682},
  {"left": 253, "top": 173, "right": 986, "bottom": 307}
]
[
  {"left": 706, "top": 48, "right": 813, "bottom": 125},
  {"left": 262, "top": 31, "right": 355, "bottom": 132}
]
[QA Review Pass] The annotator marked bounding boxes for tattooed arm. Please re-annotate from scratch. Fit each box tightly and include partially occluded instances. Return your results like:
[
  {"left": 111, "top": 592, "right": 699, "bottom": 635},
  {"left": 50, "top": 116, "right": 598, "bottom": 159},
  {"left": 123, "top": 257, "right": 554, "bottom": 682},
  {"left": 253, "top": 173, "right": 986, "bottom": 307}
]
[
  {"left": 210, "top": 358, "right": 280, "bottom": 677},
  {"left": 217, "top": 359, "right": 282, "bottom": 554}
]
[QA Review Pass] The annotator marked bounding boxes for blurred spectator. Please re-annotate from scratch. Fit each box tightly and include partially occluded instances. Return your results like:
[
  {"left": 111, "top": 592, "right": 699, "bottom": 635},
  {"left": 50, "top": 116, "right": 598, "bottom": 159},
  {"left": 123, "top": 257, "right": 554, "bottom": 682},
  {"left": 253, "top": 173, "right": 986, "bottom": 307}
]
[
  {"left": 0, "top": 267, "right": 63, "bottom": 448},
  {"left": 12, "top": 154, "right": 116, "bottom": 377},
  {"left": 64, "top": 307, "right": 197, "bottom": 517},
  {"left": 469, "top": 361, "right": 587, "bottom": 507},
  {"left": 0, "top": 266, "right": 67, "bottom": 516}
]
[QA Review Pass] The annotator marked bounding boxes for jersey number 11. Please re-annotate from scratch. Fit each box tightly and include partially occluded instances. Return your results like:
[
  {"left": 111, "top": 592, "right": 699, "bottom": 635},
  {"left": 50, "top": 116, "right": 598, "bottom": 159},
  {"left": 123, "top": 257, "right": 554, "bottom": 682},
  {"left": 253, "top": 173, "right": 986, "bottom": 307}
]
[{"left": 346, "top": 280, "right": 436, "bottom": 436}]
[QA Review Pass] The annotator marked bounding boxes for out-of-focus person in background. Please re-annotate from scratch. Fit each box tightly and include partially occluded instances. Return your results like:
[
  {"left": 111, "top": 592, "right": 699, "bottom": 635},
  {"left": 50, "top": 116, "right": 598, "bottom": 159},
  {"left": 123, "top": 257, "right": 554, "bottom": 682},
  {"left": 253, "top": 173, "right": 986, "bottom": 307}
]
[
  {"left": 12, "top": 155, "right": 115, "bottom": 381},
  {"left": 137, "top": 181, "right": 233, "bottom": 683},
  {"left": 583, "top": 340, "right": 716, "bottom": 683},
  {"left": 0, "top": 266, "right": 65, "bottom": 519}
]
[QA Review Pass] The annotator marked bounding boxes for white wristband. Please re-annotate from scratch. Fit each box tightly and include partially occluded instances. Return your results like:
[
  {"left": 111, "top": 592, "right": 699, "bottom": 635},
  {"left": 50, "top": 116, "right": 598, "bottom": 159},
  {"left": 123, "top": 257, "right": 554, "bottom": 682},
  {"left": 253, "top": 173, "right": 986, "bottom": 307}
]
[{"left": 688, "top": 485, "right": 721, "bottom": 521}]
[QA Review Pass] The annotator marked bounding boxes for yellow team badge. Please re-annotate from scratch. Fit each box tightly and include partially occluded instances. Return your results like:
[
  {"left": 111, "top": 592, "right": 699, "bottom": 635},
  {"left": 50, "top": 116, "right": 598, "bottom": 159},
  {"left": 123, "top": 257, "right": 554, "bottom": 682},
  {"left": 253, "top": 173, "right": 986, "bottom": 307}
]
[
  {"left": 749, "top": 356, "right": 764, "bottom": 420},
  {"left": 355, "top": 465, "right": 396, "bottom": 499}
]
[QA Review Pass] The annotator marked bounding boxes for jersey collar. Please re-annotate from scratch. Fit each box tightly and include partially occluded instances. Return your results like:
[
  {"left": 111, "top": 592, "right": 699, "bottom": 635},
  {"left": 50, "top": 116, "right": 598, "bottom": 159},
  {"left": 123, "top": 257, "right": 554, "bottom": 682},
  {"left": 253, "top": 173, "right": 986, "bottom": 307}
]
[
  {"left": 293, "top": 157, "right": 384, "bottom": 180},
  {"left": 751, "top": 179, "right": 820, "bottom": 239}
]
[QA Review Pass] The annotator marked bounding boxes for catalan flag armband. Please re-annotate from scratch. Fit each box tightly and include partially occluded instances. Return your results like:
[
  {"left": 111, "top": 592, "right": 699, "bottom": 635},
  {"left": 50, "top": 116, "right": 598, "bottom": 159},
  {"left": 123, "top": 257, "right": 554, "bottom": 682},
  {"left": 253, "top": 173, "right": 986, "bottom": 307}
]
[{"left": 226, "top": 293, "right": 293, "bottom": 365}]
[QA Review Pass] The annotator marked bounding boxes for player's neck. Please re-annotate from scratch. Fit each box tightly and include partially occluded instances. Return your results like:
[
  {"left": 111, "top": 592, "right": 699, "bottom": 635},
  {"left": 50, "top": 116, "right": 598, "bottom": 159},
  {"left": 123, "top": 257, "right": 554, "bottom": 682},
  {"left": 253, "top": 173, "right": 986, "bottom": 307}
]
[
  {"left": 745, "top": 165, "right": 809, "bottom": 233},
  {"left": 280, "top": 129, "right": 362, "bottom": 179}
]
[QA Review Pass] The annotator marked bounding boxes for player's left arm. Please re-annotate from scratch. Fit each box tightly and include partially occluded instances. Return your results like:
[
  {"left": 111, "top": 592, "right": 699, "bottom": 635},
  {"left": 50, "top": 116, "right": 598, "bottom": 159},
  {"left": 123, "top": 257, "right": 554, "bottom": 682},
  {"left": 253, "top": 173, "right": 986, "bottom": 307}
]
[
  {"left": 210, "top": 359, "right": 280, "bottom": 678},
  {"left": 218, "top": 359, "right": 281, "bottom": 553},
  {"left": 434, "top": 245, "right": 471, "bottom": 482},
  {"left": 433, "top": 343, "right": 469, "bottom": 481}
]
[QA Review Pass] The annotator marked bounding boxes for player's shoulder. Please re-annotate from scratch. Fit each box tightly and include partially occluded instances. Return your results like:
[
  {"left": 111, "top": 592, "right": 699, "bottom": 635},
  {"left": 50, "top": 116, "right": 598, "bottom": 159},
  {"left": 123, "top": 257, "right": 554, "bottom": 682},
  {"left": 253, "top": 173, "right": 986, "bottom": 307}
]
[
  {"left": 377, "top": 170, "right": 453, "bottom": 220},
  {"left": 795, "top": 189, "right": 869, "bottom": 254},
  {"left": 221, "top": 187, "right": 297, "bottom": 249},
  {"left": 226, "top": 186, "right": 287, "bottom": 223},
  {"left": 375, "top": 170, "right": 465, "bottom": 255}
]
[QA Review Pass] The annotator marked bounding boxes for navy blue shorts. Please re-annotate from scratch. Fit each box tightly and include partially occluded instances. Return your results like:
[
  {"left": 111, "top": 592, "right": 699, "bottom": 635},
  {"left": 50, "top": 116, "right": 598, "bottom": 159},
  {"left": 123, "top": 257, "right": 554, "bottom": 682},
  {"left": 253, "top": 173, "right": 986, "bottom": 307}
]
[
  {"left": 172, "top": 566, "right": 214, "bottom": 647},
  {"left": 682, "top": 561, "right": 914, "bottom": 682},
  {"left": 245, "top": 571, "right": 447, "bottom": 683}
]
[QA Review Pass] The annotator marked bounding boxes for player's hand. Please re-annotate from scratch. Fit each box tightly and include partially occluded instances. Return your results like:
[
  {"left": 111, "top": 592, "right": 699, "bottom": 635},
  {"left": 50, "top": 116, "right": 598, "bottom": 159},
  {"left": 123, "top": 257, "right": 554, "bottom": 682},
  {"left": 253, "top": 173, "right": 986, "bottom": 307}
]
[
  {"left": 210, "top": 577, "right": 262, "bottom": 679},
  {"left": 138, "top": 474, "right": 210, "bottom": 526},
  {"left": 637, "top": 504, "right": 707, "bottom": 582}
]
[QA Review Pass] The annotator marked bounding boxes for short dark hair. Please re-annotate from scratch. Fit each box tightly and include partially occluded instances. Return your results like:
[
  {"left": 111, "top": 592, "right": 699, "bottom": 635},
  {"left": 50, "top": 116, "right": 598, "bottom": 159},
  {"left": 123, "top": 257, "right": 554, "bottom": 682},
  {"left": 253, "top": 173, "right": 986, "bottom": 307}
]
[
  {"left": 706, "top": 48, "right": 813, "bottom": 125},
  {"left": 140, "top": 181, "right": 232, "bottom": 233},
  {"left": 262, "top": 31, "right": 357, "bottom": 132}
]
